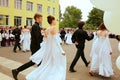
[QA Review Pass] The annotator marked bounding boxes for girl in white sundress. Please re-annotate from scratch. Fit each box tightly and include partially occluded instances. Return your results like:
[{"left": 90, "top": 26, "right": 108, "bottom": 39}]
[
  {"left": 26, "top": 15, "right": 66, "bottom": 80},
  {"left": 20, "top": 26, "right": 31, "bottom": 52},
  {"left": 89, "top": 23, "right": 114, "bottom": 77},
  {"left": 65, "top": 29, "right": 73, "bottom": 45}
]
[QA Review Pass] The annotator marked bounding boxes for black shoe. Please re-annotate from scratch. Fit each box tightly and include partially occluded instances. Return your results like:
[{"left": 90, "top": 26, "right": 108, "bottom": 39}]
[
  {"left": 23, "top": 51, "right": 26, "bottom": 53},
  {"left": 19, "top": 48, "right": 21, "bottom": 51},
  {"left": 12, "top": 69, "right": 18, "bottom": 80},
  {"left": 13, "top": 50, "right": 17, "bottom": 53},
  {"left": 69, "top": 69, "right": 76, "bottom": 72},
  {"left": 86, "top": 61, "right": 90, "bottom": 67}
]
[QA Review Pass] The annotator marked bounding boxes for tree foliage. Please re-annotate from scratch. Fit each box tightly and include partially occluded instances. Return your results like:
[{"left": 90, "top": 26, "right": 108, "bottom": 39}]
[
  {"left": 59, "top": 6, "right": 82, "bottom": 28},
  {"left": 59, "top": 5, "right": 62, "bottom": 22},
  {"left": 86, "top": 7, "right": 104, "bottom": 30}
]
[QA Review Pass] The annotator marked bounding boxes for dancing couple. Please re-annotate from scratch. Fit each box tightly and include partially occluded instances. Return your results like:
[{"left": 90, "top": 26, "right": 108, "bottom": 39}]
[
  {"left": 12, "top": 14, "right": 66, "bottom": 80},
  {"left": 70, "top": 22, "right": 116, "bottom": 78}
]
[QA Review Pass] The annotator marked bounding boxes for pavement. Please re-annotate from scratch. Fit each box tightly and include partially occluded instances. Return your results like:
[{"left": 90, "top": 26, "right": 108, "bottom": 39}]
[{"left": 0, "top": 39, "right": 120, "bottom": 80}]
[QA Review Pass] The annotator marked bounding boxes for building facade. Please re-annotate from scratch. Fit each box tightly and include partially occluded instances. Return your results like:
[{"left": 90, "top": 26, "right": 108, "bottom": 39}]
[{"left": 0, "top": 0, "right": 59, "bottom": 28}]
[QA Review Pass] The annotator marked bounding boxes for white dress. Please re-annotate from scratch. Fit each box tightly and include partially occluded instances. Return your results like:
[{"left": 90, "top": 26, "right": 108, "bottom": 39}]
[
  {"left": 0, "top": 33, "right": 2, "bottom": 41},
  {"left": 90, "top": 31, "right": 114, "bottom": 77},
  {"left": 56, "top": 33, "right": 62, "bottom": 44},
  {"left": 9, "top": 33, "right": 14, "bottom": 39},
  {"left": 5, "top": 33, "right": 9, "bottom": 40},
  {"left": 65, "top": 33, "right": 73, "bottom": 45},
  {"left": 26, "top": 26, "right": 66, "bottom": 80},
  {"left": 20, "top": 29, "right": 31, "bottom": 51}
]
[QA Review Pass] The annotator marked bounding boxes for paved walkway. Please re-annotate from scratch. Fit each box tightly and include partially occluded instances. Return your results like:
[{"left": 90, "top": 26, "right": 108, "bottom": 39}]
[{"left": 0, "top": 39, "right": 120, "bottom": 80}]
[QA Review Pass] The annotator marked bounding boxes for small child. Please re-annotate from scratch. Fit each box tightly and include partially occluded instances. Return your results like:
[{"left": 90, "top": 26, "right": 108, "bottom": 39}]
[
  {"left": 0, "top": 32, "right": 2, "bottom": 47},
  {"left": 5, "top": 32, "right": 10, "bottom": 46},
  {"left": 9, "top": 31, "right": 14, "bottom": 46}
]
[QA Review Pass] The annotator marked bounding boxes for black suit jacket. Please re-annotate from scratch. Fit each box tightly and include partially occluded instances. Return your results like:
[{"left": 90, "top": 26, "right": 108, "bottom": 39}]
[
  {"left": 12, "top": 28, "right": 21, "bottom": 40},
  {"left": 30, "top": 22, "right": 43, "bottom": 54},
  {"left": 60, "top": 30, "right": 66, "bottom": 36},
  {"left": 72, "top": 28, "right": 94, "bottom": 49}
]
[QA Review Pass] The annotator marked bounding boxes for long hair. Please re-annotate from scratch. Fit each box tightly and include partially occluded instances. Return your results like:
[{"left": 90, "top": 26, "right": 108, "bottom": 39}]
[
  {"left": 47, "top": 15, "right": 55, "bottom": 24},
  {"left": 98, "top": 23, "right": 107, "bottom": 30}
]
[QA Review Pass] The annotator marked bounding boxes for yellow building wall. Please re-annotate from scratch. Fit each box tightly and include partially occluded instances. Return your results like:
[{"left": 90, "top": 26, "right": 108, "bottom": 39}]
[{"left": 0, "top": 0, "right": 59, "bottom": 28}]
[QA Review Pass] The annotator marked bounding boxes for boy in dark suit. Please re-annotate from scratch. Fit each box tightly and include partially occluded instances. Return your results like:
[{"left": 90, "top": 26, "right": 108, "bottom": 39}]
[
  {"left": 69, "top": 21, "right": 94, "bottom": 72},
  {"left": 12, "top": 25, "right": 21, "bottom": 53},
  {"left": 12, "top": 13, "right": 43, "bottom": 80}
]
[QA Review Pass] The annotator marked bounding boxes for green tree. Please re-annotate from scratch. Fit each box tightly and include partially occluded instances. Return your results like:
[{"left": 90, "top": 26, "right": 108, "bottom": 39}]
[
  {"left": 59, "top": 6, "right": 82, "bottom": 28},
  {"left": 86, "top": 7, "right": 104, "bottom": 30},
  {"left": 59, "top": 5, "right": 62, "bottom": 22}
]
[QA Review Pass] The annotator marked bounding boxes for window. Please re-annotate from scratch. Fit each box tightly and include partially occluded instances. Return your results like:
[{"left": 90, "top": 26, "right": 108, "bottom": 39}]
[
  {"left": 14, "top": 0, "right": 22, "bottom": 9},
  {"left": 53, "top": 0, "right": 56, "bottom": 2},
  {"left": 0, "top": 15, "right": 9, "bottom": 26},
  {"left": 37, "top": 4, "right": 42, "bottom": 13},
  {"left": 0, "top": 0, "right": 9, "bottom": 7},
  {"left": 26, "top": 18, "right": 32, "bottom": 27},
  {"left": 47, "top": 6, "right": 50, "bottom": 14},
  {"left": 53, "top": 8, "right": 56, "bottom": 15},
  {"left": 26, "top": 1, "right": 33, "bottom": 11},
  {"left": 14, "top": 16, "right": 22, "bottom": 26}
]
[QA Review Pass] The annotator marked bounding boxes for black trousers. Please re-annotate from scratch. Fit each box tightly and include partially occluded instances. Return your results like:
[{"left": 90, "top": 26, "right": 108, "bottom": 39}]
[
  {"left": 60, "top": 35, "right": 65, "bottom": 41},
  {"left": 16, "top": 46, "right": 41, "bottom": 72},
  {"left": 13, "top": 39, "right": 21, "bottom": 51},
  {"left": 1, "top": 38, "right": 6, "bottom": 46},
  {"left": 70, "top": 45, "right": 88, "bottom": 70}
]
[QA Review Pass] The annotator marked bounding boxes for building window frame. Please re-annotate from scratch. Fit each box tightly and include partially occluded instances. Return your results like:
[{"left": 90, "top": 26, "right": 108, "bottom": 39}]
[
  {"left": 53, "top": 7, "right": 56, "bottom": 15},
  {"left": 0, "top": 0, "right": 9, "bottom": 7},
  {"left": 37, "top": 4, "right": 42, "bottom": 13},
  {"left": 0, "top": 15, "right": 9, "bottom": 26},
  {"left": 26, "top": 18, "right": 33, "bottom": 27},
  {"left": 47, "top": 6, "right": 50, "bottom": 14},
  {"left": 14, "top": 0, "right": 22, "bottom": 9},
  {"left": 53, "top": 0, "right": 56, "bottom": 2},
  {"left": 14, "top": 16, "right": 22, "bottom": 26},
  {"left": 26, "top": 1, "right": 33, "bottom": 11}
]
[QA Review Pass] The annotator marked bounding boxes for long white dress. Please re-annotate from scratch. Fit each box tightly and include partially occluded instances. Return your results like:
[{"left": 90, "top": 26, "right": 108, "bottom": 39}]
[
  {"left": 65, "top": 33, "right": 73, "bottom": 45},
  {"left": 90, "top": 31, "right": 114, "bottom": 77},
  {"left": 0, "top": 33, "right": 2, "bottom": 42},
  {"left": 26, "top": 26, "right": 66, "bottom": 80},
  {"left": 20, "top": 29, "right": 31, "bottom": 51},
  {"left": 56, "top": 33, "right": 62, "bottom": 44}
]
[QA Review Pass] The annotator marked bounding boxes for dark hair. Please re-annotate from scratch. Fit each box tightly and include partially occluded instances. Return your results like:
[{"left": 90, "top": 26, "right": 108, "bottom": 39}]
[
  {"left": 34, "top": 13, "right": 42, "bottom": 20},
  {"left": 98, "top": 23, "right": 107, "bottom": 30},
  {"left": 47, "top": 15, "right": 55, "bottom": 24},
  {"left": 67, "top": 29, "right": 70, "bottom": 33},
  {"left": 78, "top": 21, "right": 85, "bottom": 29},
  {"left": 16, "top": 25, "right": 19, "bottom": 28},
  {"left": 24, "top": 25, "right": 27, "bottom": 28}
]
